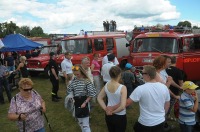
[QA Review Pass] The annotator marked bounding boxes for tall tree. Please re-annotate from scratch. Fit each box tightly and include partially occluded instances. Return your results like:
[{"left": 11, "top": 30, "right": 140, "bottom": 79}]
[
  {"left": 177, "top": 21, "right": 191, "bottom": 28},
  {"left": 0, "top": 21, "right": 18, "bottom": 37},
  {"left": 16, "top": 26, "right": 31, "bottom": 36},
  {"left": 30, "top": 26, "right": 44, "bottom": 37},
  {"left": 193, "top": 26, "right": 199, "bottom": 29}
]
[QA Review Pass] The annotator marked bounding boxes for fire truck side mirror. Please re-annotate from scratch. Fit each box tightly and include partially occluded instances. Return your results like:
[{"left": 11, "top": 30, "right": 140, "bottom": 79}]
[{"left": 126, "top": 43, "right": 130, "bottom": 47}]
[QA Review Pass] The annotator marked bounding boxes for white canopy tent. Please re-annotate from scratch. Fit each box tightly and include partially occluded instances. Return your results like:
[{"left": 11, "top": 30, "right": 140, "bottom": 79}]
[{"left": 0, "top": 39, "right": 4, "bottom": 49}]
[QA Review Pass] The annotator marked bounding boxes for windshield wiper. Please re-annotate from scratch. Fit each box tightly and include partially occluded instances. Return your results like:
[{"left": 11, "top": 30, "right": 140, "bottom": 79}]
[{"left": 152, "top": 47, "right": 163, "bottom": 53}]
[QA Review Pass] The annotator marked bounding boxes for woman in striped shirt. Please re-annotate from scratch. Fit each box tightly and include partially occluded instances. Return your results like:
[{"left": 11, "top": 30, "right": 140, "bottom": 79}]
[{"left": 67, "top": 64, "right": 96, "bottom": 132}]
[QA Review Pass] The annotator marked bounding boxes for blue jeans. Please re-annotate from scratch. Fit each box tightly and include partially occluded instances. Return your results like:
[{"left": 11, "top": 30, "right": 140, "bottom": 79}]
[
  {"left": 35, "top": 127, "right": 45, "bottom": 132},
  {"left": 179, "top": 123, "right": 194, "bottom": 132},
  {"left": 7, "top": 66, "right": 15, "bottom": 71}
]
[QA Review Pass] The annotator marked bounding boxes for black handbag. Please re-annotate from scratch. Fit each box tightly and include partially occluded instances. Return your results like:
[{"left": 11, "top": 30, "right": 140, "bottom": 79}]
[{"left": 74, "top": 96, "right": 89, "bottom": 118}]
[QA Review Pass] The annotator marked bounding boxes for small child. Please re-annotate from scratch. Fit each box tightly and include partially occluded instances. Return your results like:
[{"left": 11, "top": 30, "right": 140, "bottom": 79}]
[
  {"left": 121, "top": 63, "right": 135, "bottom": 98},
  {"left": 179, "top": 81, "right": 199, "bottom": 132}
]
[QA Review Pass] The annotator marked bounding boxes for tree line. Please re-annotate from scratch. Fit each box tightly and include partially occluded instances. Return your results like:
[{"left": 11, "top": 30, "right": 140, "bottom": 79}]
[
  {"left": 0, "top": 21, "right": 48, "bottom": 38},
  {"left": 177, "top": 21, "right": 200, "bottom": 29},
  {"left": 1, "top": 20, "right": 199, "bottom": 38}
]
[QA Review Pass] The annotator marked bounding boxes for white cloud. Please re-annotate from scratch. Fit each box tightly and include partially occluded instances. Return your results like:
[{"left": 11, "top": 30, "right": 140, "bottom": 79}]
[{"left": 0, "top": 0, "right": 183, "bottom": 34}]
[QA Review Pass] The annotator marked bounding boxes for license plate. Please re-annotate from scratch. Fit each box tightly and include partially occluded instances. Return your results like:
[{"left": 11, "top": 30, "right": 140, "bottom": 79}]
[{"left": 143, "top": 58, "right": 153, "bottom": 63}]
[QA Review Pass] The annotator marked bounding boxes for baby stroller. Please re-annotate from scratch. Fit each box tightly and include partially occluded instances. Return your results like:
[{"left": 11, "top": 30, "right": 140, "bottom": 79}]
[{"left": 7, "top": 71, "right": 20, "bottom": 90}]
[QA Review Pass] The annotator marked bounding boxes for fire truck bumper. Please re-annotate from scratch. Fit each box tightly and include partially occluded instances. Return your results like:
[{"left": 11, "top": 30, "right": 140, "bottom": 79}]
[{"left": 27, "top": 68, "right": 44, "bottom": 71}]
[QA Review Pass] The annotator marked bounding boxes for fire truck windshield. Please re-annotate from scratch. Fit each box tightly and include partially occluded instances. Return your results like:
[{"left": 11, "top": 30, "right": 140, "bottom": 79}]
[
  {"left": 40, "top": 46, "right": 57, "bottom": 54},
  {"left": 61, "top": 39, "right": 89, "bottom": 54},
  {"left": 133, "top": 38, "right": 178, "bottom": 53}
]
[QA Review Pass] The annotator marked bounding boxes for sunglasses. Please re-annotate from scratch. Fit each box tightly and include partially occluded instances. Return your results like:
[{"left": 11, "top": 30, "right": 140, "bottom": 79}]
[
  {"left": 72, "top": 66, "right": 79, "bottom": 71},
  {"left": 21, "top": 87, "right": 33, "bottom": 92}
]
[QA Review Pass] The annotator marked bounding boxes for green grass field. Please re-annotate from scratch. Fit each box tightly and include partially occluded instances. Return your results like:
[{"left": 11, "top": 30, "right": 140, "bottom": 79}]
[{"left": 0, "top": 75, "right": 180, "bottom": 132}]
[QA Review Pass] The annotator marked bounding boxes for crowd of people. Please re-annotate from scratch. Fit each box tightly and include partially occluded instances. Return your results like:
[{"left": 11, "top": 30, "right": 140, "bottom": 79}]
[
  {"left": 60, "top": 51, "right": 200, "bottom": 132},
  {"left": 0, "top": 49, "right": 42, "bottom": 104},
  {"left": 0, "top": 51, "right": 30, "bottom": 105},
  {"left": 1, "top": 49, "right": 200, "bottom": 132}
]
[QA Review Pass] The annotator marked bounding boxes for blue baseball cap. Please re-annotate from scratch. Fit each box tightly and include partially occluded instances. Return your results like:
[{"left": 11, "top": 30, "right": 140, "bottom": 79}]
[{"left": 125, "top": 63, "right": 133, "bottom": 69}]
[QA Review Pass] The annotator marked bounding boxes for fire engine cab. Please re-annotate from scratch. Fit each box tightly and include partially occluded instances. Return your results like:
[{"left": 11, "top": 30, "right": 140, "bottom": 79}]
[
  {"left": 127, "top": 27, "right": 200, "bottom": 81},
  {"left": 56, "top": 31, "right": 130, "bottom": 76},
  {"left": 26, "top": 44, "right": 61, "bottom": 76}
]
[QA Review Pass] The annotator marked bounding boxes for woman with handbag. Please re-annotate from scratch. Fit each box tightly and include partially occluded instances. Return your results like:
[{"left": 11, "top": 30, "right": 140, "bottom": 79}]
[{"left": 67, "top": 64, "right": 96, "bottom": 132}]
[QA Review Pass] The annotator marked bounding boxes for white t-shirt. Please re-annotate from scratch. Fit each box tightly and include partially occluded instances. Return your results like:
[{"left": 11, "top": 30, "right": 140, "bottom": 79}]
[
  {"left": 129, "top": 82, "right": 170, "bottom": 126},
  {"left": 105, "top": 83, "right": 126, "bottom": 115},
  {"left": 101, "top": 62, "right": 115, "bottom": 82},
  {"left": 102, "top": 54, "right": 119, "bottom": 66},
  {"left": 61, "top": 58, "right": 73, "bottom": 74}
]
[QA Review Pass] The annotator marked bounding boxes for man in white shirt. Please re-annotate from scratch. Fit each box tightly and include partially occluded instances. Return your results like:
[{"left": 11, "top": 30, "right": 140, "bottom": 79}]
[
  {"left": 101, "top": 54, "right": 115, "bottom": 85},
  {"left": 61, "top": 52, "right": 73, "bottom": 86},
  {"left": 127, "top": 65, "right": 170, "bottom": 132},
  {"left": 102, "top": 49, "right": 119, "bottom": 66}
]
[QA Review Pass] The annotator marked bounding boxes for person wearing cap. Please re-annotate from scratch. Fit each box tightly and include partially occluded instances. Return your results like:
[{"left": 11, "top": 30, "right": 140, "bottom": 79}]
[
  {"left": 179, "top": 81, "right": 199, "bottom": 132},
  {"left": 102, "top": 49, "right": 119, "bottom": 66},
  {"left": 101, "top": 54, "right": 116, "bottom": 85},
  {"left": 121, "top": 63, "right": 135, "bottom": 98},
  {"left": 48, "top": 52, "right": 61, "bottom": 102}
]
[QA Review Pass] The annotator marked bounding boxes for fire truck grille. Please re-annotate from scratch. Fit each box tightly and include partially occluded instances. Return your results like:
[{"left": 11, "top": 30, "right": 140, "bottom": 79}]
[{"left": 27, "top": 61, "right": 38, "bottom": 67}]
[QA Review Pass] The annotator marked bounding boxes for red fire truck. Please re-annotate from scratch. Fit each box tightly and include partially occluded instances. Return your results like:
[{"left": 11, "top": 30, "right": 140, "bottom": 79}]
[
  {"left": 55, "top": 31, "right": 130, "bottom": 77},
  {"left": 127, "top": 28, "right": 200, "bottom": 81},
  {"left": 26, "top": 44, "right": 61, "bottom": 76},
  {"left": 27, "top": 32, "right": 130, "bottom": 77},
  {"left": 56, "top": 32, "right": 130, "bottom": 76}
]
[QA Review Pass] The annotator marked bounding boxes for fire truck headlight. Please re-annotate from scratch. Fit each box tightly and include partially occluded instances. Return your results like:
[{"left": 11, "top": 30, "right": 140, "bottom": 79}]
[{"left": 38, "top": 62, "right": 41, "bottom": 65}]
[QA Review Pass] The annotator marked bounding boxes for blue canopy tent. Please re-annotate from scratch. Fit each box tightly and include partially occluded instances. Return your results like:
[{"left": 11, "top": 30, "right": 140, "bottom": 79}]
[{"left": 0, "top": 34, "right": 43, "bottom": 52}]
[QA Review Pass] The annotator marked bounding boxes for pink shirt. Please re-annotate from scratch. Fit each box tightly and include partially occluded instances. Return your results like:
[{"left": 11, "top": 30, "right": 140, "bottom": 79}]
[{"left": 92, "top": 60, "right": 100, "bottom": 76}]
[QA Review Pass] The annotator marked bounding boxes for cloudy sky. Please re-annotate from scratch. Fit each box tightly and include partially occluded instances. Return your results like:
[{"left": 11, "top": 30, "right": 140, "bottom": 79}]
[{"left": 0, "top": 0, "right": 199, "bottom": 34}]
